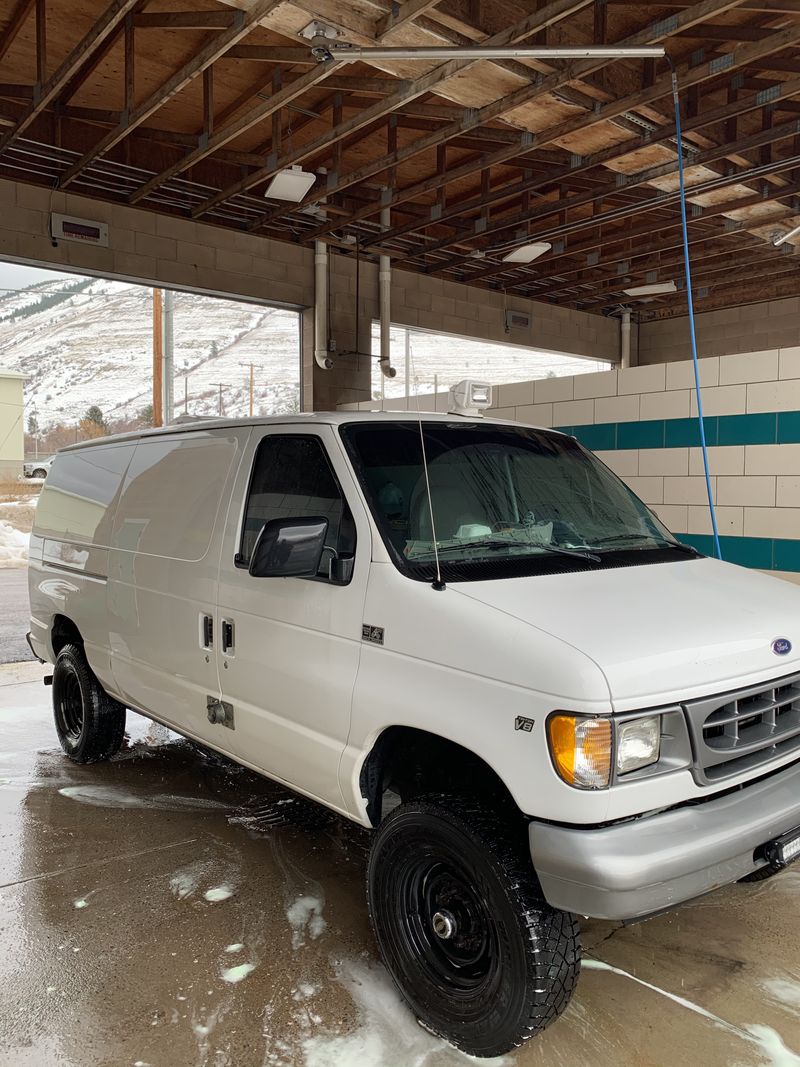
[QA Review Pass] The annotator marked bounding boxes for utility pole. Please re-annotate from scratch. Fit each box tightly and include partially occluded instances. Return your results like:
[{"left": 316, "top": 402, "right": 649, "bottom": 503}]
[
  {"left": 152, "top": 289, "right": 163, "bottom": 427},
  {"left": 239, "top": 362, "right": 255, "bottom": 416},
  {"left": 214, "top": 383, "right": 226, "bottom": 416},
  {"left": 162, "top": 288, "right": 174, "bottom": 424}
]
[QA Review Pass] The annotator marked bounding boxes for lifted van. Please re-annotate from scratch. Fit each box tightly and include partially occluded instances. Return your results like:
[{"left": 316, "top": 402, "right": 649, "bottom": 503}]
[{"left": 28, "top": 410, "right": 800, "bottom": 1057}]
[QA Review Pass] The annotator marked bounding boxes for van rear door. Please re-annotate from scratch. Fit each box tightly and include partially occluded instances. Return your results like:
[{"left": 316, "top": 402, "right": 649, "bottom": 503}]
[{"left": 215, "top": 425, "right": 371, "bottom": 813}]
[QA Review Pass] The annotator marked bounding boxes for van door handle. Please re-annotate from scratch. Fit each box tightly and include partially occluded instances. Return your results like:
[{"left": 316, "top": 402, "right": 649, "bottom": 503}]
[
  {"left": 221, "top": 619, "right": 235, "bottom": 654},
  {"left": 201, "top": 614, "right": 213, "bottom": 649}
]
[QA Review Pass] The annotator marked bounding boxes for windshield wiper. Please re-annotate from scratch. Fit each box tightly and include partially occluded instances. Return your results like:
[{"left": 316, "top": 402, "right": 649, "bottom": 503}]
[
  {"left": 586, "top": 534, "right": 699, "bottom": 555},
  {"left": 417, "top": 538, "right": 601, "bottom": 563}
]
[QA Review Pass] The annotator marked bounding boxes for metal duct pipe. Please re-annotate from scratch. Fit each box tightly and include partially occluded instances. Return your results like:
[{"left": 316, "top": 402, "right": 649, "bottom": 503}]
[
  {"left": 162, "top": 288, "right": 174, "bottom": 423},
  {"left": 314, "top": 240, "right": 333, "bottom": 370},
  {"left": 620, "top": 307, "right": 632, "bottom": 369},
  {"left": 378, "top": 204, "right": 396, "bottom": 379}
]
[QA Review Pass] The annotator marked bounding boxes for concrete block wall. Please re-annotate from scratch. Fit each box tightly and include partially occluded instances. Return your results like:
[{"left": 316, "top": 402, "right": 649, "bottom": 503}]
[
  {"left": 639, "top": 298, "right": 800, "bottom": 364},
  {"left": 344, "top": 347, "right": 800, "bottom": 584},
  {"left": 0, "top": 178, "right": 620, "bottom": 413}
]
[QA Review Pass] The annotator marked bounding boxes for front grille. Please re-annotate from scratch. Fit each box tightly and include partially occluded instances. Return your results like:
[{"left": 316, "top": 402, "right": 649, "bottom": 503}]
[{"left": 684, "top": 672, "right": 800, "bottom": 784}]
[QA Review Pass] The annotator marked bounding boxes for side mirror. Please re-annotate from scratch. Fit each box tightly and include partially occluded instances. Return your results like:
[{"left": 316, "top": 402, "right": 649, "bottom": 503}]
[{"left": 249, "top": 517, "right": 329, "bottom": 578}]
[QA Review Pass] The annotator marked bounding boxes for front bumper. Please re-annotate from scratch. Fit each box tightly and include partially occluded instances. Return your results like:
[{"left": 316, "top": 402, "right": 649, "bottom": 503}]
[{"left": 529, "top": 757, "right": 800, "bottom": 920}]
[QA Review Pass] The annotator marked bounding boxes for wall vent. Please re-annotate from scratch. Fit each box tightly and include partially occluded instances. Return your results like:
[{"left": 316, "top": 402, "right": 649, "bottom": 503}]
[{"left": 505, "top": 309, "right": 532, "bottom": 330}]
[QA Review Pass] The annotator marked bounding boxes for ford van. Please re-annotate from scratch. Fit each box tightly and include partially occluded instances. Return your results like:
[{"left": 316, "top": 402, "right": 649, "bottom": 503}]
[{"left": 27, "top": 404, "right": 800, "bottom": 1057}]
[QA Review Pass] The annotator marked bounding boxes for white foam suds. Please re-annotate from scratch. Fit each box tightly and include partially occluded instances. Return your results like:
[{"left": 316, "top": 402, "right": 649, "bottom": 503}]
[
  {"left": 224, "top": 943, "right": 244, "bottom": 954},
  {"left": 204, "top": 885, "right": 234, "bottom": 903},
  {"left": 584, "top": 958, "right": 800, "bottom": 1065},
  {"left": 292, "top": 982, "right": 319, "bottom": 1002},
  {"left": 59, "top": 784, "right": 227, "bottom": 812},
  {"left": 221, "top": 962, "right": 257, "bottom": 984},
  {"left": 286, "top": 895, "right": 327, "bottom": 950},
  {"left": 73, "top": 898, "right": 88, "bottom": 909},
  {"left": 762, "top": 977, "right": 800, "bottom": 1013},
  {"left": 300, "top": 959, "right": 509, "bottom": 1067},
  {"left": 171, "top": 872, "right": 200, "bottom": 900}
]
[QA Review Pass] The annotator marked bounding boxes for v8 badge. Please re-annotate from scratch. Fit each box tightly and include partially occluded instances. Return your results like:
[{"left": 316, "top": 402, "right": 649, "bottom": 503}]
[{"left": 515, "top": 716, "right": 535, "bottom": 733}]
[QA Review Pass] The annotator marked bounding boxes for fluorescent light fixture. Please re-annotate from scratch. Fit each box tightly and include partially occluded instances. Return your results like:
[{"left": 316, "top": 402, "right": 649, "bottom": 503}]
[
  {"left": 773, "top": 222, "right": 800, "bottom": 246},
  {"left": 263, "top": 165, "right": 317, "bottom": 202},
  {"left": 623, "top": 280, "right": 677, "bottom": 296},
  {"left": 322, "top": 45, "right": 665, "bottom": 61},
  {"left": 502, "top": 241, "right": 552, "bottom": 264}
]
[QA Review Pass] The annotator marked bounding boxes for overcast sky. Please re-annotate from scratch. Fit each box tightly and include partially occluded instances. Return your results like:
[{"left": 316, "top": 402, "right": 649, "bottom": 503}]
[{"left": 0, "top": 262, "right": 75, "bottom": 293}]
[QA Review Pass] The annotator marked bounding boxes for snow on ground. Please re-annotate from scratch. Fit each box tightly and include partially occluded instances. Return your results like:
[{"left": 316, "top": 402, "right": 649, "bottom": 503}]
[{"left": 0, "top": 521, "right": 28, "bottom": 567}]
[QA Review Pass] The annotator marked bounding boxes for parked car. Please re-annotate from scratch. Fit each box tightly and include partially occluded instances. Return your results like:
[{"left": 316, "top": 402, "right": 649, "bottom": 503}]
[
  {"left": 23, "top": 457, "right": 52, "bottom": 479},
  {"left": 26, "top": 401, "right": 800, "bottom": 1057}
]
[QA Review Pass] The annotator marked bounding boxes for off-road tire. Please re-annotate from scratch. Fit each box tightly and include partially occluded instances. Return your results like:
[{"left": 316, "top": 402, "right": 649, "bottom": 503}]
[
  {"left": 739, "top": 864, "right": 783, "bottom": 883},
  {"left": 366, "top": 793, "right": 580, "bottom": 1058},
  {"left": 52, "top": 643, "right": 126, "bottom": 763}
]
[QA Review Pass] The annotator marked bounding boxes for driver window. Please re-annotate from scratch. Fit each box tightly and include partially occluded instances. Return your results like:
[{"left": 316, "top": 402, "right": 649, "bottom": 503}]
[{"left": 239, "top": 435, "right": 355, "bottom": 576}]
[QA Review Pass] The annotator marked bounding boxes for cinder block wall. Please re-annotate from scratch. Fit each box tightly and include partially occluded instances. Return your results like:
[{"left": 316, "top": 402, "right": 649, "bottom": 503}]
[
  {"left": 639, "top": 298, "right": 800, "bottom": 363},
  {"left": 0, "top": 178, "right": 620, "bottom": 412},
  {"left": 0, "top": 371, "right": 24, "bottom": 479},
  {"left": 345, "top": 347, "right": 800, "bottom": 584}
]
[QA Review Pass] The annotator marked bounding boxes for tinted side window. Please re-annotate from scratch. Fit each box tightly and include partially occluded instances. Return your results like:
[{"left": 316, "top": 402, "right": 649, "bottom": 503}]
[{"left": 240, "top": 435, "right": 355, "bottom": 576}]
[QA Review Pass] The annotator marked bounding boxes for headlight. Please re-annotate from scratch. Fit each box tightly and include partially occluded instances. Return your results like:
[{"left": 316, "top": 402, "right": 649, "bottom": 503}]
[
  {"left": 547, "top": 714, "right": 612, "bottom": 789},
  {"left": 616, "top": 716, "right": 661, "bottom": 775}
]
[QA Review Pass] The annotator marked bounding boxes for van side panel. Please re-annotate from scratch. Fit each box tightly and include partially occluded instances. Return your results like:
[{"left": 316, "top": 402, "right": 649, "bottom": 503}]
[
  {"left": 29, "top": 442, "right": 136, "bottom": 687},
  {"left": 106, "top": 431, "right": 243, "bottom": 739}
]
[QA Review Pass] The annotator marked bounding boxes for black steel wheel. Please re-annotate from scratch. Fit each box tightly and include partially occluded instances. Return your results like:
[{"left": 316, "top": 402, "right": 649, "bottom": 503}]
[
  {"left": 367, "top": 794, "right": 580, "bottom": 1057},
  {"left": 52, "top": 643, "right": 126, "bottom": 763}
]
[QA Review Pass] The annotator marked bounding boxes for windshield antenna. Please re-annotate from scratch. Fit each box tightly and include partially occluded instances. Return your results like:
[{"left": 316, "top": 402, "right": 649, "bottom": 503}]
[{"left": 409, "top": 355, "right": 445, "bottom": 591}]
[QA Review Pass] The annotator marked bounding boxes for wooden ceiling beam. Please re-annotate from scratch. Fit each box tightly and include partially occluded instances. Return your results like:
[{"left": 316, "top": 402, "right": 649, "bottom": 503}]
[
  {"left": 55, "top": 0, "right": 282, "bottom": 189},
  {"left": 376, "top": 0, "right": 444, "bottom": 39},
  {"left": 134, "top": 10, "right": 238, "bottom": 29},
  {"left": 0, "top": 0, "right": 139, "bottom": 154},
  {"left": 305, "top": 1, "right": 791, "bottom": 244},
  {"left": 444, "top": 166, "right": 800, "bottom": 285},
  {"left": 192, "top": 0, "right": 596, "bottom": 220},
  {"left": 0, "top": 0, "right": 35, "bottom": 66}
]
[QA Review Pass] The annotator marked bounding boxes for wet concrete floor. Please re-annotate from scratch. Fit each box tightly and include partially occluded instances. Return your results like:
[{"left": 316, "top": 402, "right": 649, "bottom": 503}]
[{"left": 1, "top": 659, "right": 800, "bottom": 1067}]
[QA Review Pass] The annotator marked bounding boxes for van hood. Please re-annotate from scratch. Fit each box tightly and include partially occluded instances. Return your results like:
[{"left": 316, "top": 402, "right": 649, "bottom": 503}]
[{"left": 454, "top": 557, "right": 800, "bottom": 709}]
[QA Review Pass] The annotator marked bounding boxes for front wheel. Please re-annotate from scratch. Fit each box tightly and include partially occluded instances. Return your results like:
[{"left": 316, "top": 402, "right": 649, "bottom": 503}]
[
  {"left": 52, "top": 643, "right": 126, "bottom": 763},
  {"left": 366, "top": 794, "right": 580, "bottom": 1058}
]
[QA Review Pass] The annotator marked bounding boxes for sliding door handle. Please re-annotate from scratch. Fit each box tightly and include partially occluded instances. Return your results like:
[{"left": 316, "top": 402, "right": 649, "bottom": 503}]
[
  {"left": 221, "top": 619, "right": 235, "bottom": 654},
  {"left": 201, "top": 614, "right": 213, "bottom": 650}
]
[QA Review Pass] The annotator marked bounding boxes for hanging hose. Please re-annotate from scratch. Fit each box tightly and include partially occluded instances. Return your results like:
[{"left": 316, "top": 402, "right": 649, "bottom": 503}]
[{"left": 670, "top": 63, "right": 722, "bottom": 560}]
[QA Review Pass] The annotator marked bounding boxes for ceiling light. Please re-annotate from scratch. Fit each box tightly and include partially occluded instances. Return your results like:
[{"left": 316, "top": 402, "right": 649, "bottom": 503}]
[
  {"left": 773, "top": 222, "right": 800, "bottom": 247},
  {"left": 623, "top": 280, "right": 677, "bottom": 296},
  {"left": 502, "top": 242, "right": 552, "bottom": 263},
  {"left": 263, "top": 166, "right": 317, "bottom": 202}
]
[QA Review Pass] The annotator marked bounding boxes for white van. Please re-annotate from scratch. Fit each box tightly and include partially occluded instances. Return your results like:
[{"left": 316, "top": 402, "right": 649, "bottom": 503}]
[{"left": 27, "top": 408, "right": 800, "bottom": 1057}]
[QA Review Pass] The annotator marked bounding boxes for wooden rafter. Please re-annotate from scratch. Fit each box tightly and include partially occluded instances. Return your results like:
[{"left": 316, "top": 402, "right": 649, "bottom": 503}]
[
  {"left": 188, "top": 0, "right": 596, "bottom": 219},
  {"left": 376, "top": 0, "right": 445, "bottom": 40},
  {"left": 57, "top": 0, "right": 282, "bottom": 189},
  {"left": 0, "top": 0, "right": 34, "bottom": 66},
  {"left": 0, "top": 0, "right": 139, "bottom": 152}
]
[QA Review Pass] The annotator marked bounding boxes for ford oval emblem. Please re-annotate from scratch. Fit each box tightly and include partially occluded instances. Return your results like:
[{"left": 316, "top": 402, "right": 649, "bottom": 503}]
[{"left": 772, "top": 638, "right": 792, "bottom": 656}]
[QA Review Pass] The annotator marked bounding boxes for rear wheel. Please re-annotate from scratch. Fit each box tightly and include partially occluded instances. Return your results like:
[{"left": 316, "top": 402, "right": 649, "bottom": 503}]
[
  {"left": 367, "top": 794, "right": 580, "bottom": 1058},
  {"left": 52, "top": 643, "right": 126, "bottom": 763}
]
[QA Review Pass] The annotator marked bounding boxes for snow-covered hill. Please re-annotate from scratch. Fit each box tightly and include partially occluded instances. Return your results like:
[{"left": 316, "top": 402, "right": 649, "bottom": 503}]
[
  {"left": 0, "top": 277, "right": 301, "bottom": 429},
  {"left": 0, "top": 274, "right": 608, "bottom": 430}
]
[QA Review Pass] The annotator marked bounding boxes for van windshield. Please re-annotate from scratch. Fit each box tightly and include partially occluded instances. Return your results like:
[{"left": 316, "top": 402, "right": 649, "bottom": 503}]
[{"left": 341, "top": 420, "right": 693, "bottom": 581}]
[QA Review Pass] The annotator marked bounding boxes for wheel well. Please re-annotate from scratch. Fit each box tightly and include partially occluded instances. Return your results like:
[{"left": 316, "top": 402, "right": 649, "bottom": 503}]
[
  {"left": 51, "top": 615, "right": 83, "bottom": 658},
  {"left": 360, "top": 726, "right": 521, "bottom": 827}
]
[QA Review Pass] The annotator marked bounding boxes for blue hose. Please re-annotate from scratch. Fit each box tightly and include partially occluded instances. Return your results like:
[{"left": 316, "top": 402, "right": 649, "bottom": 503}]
[{"left": 670, "top": 69, "right": 722, "bottom": 559}]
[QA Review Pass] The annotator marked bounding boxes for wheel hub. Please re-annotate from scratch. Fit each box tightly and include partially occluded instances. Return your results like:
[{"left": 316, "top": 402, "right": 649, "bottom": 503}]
[{"left": 431, "top": 910, "right": 456, "bottom": 940}]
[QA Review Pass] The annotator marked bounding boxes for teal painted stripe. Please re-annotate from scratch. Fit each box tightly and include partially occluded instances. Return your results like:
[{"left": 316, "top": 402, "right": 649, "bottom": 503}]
[
  {"left": 674, "top": 534, "right": 800, "bottom": 573},
  {"left": 556, "top": 409, "right": 800, "bottom": 450}
]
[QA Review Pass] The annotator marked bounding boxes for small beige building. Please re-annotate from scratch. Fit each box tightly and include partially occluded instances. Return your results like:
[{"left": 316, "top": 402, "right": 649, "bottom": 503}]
[{"left": 0, "top": 369, "right": 24, "bottom": 481}]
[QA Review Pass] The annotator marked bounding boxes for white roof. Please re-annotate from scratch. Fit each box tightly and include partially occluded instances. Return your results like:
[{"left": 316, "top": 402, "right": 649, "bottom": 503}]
[{"left": 61, "top": 409, "right": 563, "bottom": 452}]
